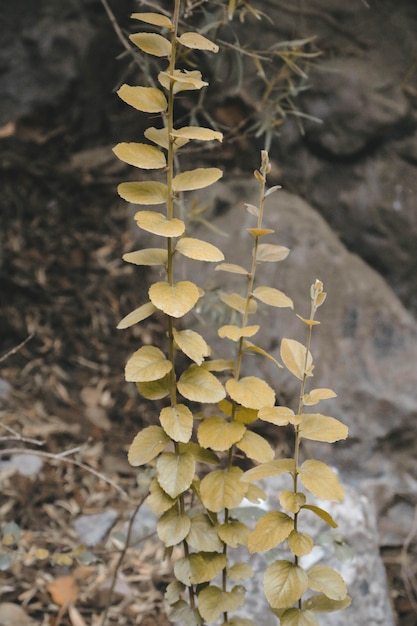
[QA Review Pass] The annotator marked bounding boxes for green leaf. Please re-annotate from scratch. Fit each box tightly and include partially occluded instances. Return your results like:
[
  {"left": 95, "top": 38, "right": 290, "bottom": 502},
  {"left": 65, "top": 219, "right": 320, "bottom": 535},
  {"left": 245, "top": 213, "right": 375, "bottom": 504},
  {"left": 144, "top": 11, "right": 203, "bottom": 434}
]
[
  {"left": 123, "top": 248, "right": 168, "bottom": 266},
  {"left": 218, "top": 520, "right": 250, "bottom": 547},
  {"left": 226, "top": 376, "right": 275, "bottom": 410},
  {"left": 173, "top": 328, "right": 210, "bottom": 365},
  {"left": 303, "top": 594, "right": 352, "bottom": 613},
  {"left": 307, "top": 564, "right": 347, "bottom": 601},
  {"left": 157, "top": 451, "right": 195, "bottom": 498},
  {"left": 280, "top": 338, "right": 314, "bottom": 380},
  {"left": 198, "top": 416, "right": 246, "bottom": 451},
  {"left": 157, "top": 507, "right": 191, "bottom": 546},
  {"left": 172, "top": 167, "right": 223, "bottom": 192},
  {"left": 200, "top": 467, "right": 248, "bottom": 512},
  {"left": 299, "top": 460, "right": 345, "bottom": 502},
  {"left": 299, "top": 414, "right": 348, "bottom": 443},
  {"left": 248, "top": 512, "right": 294, "bottom": 553},
  {"left": 149, "top": 280, "right": 200, "bottom": 317},
  {"left": 174, "top": 552, "right": 227, "bottom": 586},
  {"left": 118, "top": 182, "right": 168, "bottom": 205},
  {"left": 178, "top": 364, "right": 225, "bottom": 403},
  {"left": 176, "top": 237, "right": 224, "bottom": 261},
  {"left": 117, "top": 84, "right": 167, "bottom": 112},
  {"left": 147, "top": 477, "right": 176, "bottom": 515},
  {"left": 177, "top": 32, "right": 219, "bottom": 53},
  {"left": 159, "top": 405, "right": 193, "bottom": 443},
  {"left": 125, "top": 345, "right": 172, "bottom": 382},
  {"left": 288, "top": 530, "right": 314, "bottom": 557},
  {"left": 186, "top": 514, "right": 223, "bottom": 552},
  {"left": 264, "top": 560, "right": 309, "bottom": 609},
  {"left": 134, "top": 210, "right": 185, "bottom": 235},
  {"left": 129, "top": 32, "right": 171, "bottom": 57},
  {"left": 235, "top": 430, "right": 275, "bottom": 463},
  {"left": 113, "top": 142, "right": 166, "bottom": 169},
  {"left": 117, "top": 301, "right": 157, "bottom": 329},
  {"left": 128, "top": 425, "right": 169, "bottom": 466}
]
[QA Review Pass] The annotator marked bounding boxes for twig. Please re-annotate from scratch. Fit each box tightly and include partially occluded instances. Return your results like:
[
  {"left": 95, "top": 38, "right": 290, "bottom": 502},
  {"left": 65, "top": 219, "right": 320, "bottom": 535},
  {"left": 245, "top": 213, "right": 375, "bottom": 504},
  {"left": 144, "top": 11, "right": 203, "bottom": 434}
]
[
  {"left": 400, "top": 504, "right": 417, "bottom": 615},
  {"left": 100, "top": 495, "right": 147, "bottom": 626},
  {"left": 0, "top": 333, "right": 34, "bottom": 364}
]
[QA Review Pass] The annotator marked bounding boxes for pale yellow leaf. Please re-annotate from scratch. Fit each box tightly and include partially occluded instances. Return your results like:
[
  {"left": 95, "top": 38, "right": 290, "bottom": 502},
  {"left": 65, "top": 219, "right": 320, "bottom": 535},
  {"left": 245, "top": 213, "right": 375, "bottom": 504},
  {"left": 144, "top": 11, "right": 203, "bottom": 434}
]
[
  {"left": 221, "top": 293, "right": 257, "bottom": 315},
  {"left": 307, "top": 564, "right": 347, "bottom": 601},
  {"left": 247, "top": 227, "right": 275, "bottom": 237},
  {"left": 301, "top": 504, "right": 338, "bottom": 528},
  {"left": 299, "top": 414, "right": 348, "bottom": 443},
  {"left": 135, "top": 211, "right": 185, "bottom": 236},
  {"left": 117, "top": 301, "right": 157, "bottom": 329},
  {"left": 280, "top": 608, "right": 319, "bottom": 626},
  {"left": 299, "top": 460, "right": 345, "bottom": 502},
  {"left": 157, "top": 451, "right": 195, "bottom": 498},
  {"left": 235, "top": 430, "right": 274, "bottom": 463},
  {"left": 226, "top": 376, "right": 275, "bottom": 410},
  {"left": 186, "top": 514, "right": 223, "bottom": 551},
  {"left": 129, "top": 32, "right": 171, "bottom": 57},
  {"left": 218, "top": 399, "right": 258, "bottom": 424},
  {"left": 177, "top": 364, "right": 225, "bottom": 403},
  {"left": 253, "top": 286, "right": 293, "bottom": 309},
  {"left": 177, "top": 32, "right": 219, "bottom": 52},
  {"left": 113, "top": 142, "right": 166, "bottom": 169},
  {"left": 200, "top": 467, "right": 247, "bottom": 512},
  {"left": 145, "top": 126, "right": 189, "bottom": 150},
  {"left": 172, "top": 167, "right": 223, "bottom": 192},
  {"left": 197, "top": 416, "right": 246, "bottom": 451},
  {"left": 118, "top": 182, "right": 168, "bottom": 205},
  {"left": 264, "top": 560, "right": 309, "bottom": 609},
  {"left": 117, "top": 84, "right": 167, "bottom": 112},
  {"left": 125, "top": 345, "right": 172, "bottom": 382},
  {"left": 241, "top": 458, "right": 295, "bottom": 482},
  {"left": 245, "top": 482, "right": 268, "bottom": 503},
  {"left": 174, "top": 553, "right": 227, "bottom": 586},
  {"left": 200, "top": 358, "right": 234, "bottom": 372},
  {"left": 258, "top": 406, "right": 296, "bottom": 426},
  {"left": 280, "top": 338, "right": 314, "bottom": 381},
  {"left": 227, "top": 562, "right": 254, "bottom": 581},
  {"left": 128, "top": 425, "right": 169, "bottom": 466},
  {"left": 279, "top": 490, "right": 306, "bottom": 514},
  {"left": 218, "top": 520, "right": 250, "bottom": 548},
  {"left": 149, "top": 280, "right": 200, "bottom": 317},
  {"left": 179, "top": 441, "right": 219, "bottom": 465},
  {"left": 248, "top": 512, "right": 294, "bottom": 553},
  {"left": 218, "top": 324, "right": 260, "bottom": 341},
  {"left": 158, "top": 69, "right": 208, "bottom": 92},
  {"left": 147, "top": 477, "right": 176, "bottom": 515},
  {"left": 288, "top": 530, "right": 314, "bottom": 557},
  {"left": 256, "top": 243, "right": 290, "bottom": 263},
  {"left": 304, "top": 594, "right": 352, "bottom": 613},
  {"left": 242, "top": 341, "right": 282, "bottom": 368},
  {"left": 123, "top": 248, "right": 168, "bottom": 266},
  {"left": 157, "top": 507, "right": 191, "bottom": 546},
  {"left": 176, "top": 237, "right": 224, "bottom": 261},
  {"left": 198, "top": 585, "right": 245, "bottom": 623},
  {"left": 130, "top": 12, "right": 173, "bottom": 28},
  {"left": 303, "top": 388, "right": 337, "bottom": 406},
  {"left": 173, "top": 328, "right": 210, "bottom": 365},
  {"left": 159, "top": 404, "right": 193, "bottom": 443},
  {"left": 137, "top": 374, "right": 170, "bottom": 400},
  {"left": 171, "top": 126, "right": 223, "bottom": 142},
  {"left": 215, "top": 263, "right": 249, "bottom": 275}
]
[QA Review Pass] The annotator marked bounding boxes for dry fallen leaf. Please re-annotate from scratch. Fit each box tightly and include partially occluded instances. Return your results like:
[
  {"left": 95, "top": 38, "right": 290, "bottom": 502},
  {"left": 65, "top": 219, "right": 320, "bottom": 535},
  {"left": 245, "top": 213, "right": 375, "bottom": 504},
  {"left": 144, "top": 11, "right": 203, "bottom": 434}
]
[{"left": 46, "top": 575, "right": 79, "bottom": 606}]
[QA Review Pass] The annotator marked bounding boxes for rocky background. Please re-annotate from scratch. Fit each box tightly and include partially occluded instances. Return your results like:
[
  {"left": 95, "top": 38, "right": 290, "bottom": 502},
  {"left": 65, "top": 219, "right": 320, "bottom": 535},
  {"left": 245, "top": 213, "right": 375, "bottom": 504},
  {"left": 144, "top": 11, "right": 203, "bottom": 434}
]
[{"left": 1, "top": 0, "right": 417, "bottom": 624}]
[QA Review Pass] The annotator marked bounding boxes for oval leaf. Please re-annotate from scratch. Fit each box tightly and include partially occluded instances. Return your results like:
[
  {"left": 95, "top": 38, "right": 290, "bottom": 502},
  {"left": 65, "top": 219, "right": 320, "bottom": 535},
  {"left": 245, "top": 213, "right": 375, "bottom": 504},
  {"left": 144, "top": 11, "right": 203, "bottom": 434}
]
[
  {"left": 118, "top": 182, "right": 168, "bottom": 205},
  {"left": 172, "top": 167, "right": 223, "bottom": 192},
  {"left": 248, "top": 512, "right": 294, "bottom": 553},
  {"left": 117, "top": 84, "right": 167, "bottom": 112},
  {"left": 235, "top": 430, "right": 275, "bottom": 463},
  {"left": 241, "top": 458, "right": 295, "bottom": 482},
  {"left": 218, "top": 520, "right": 250, "bottom": 548},
  {"left": 149, "top": 280, "right": 200, "bottom": 317},
  {"left": 303, "top": 388, "right": 337, "bottom": 406},
  {"left": 128, "top": 425, "right": 169, "bottom": 466},
  {"left": 200, "top": 467, "right": 247, "bottom": 512},
  {"left": 219, "top": 325, "right": 259, "bottom": 341},
  {"left": 159, "top": 404, "right": 193, "bottom": 443},
  {"left": 288, "top": 530, "right": 314, "bottom": 557},
  {"left": 123, "top": 248, "right": 168, "bottom": 266},
  {"left": 226, "top": 376, "right": 275, "bottom": 410},
  {"left": 176, "top": 237, "right": 224, "bottom": 261},
  {"left": 221, "top": 293, "right": 257, "bottom": 315},
  {"left": 253, "top": 286, "right": 293, "bottom": 309},
  {"left": 281, "top": 608, "right": 319, "bottom": 626},
  {"left": 137, "top": 374, "right": 170, "bottom": 400},
  {"left": 117, "top": 301, "right": 157, "bottom": 329},
  {"left": 307, "top": 564, "right": 347, "bottom": 601},
  {"left": 145, "top": 126, "right": 189, "bottom": 150},
  {"left": 299, "top": 460, "right": 345, "bottom": 502},
  {"left": 157, "top": 451, "right": 195, "bottom": 498},
  {"left": 186, "top": 514, "right": 223, "bottom": 552},
  {"left": 198, "top": 416, "right": 246, "bottom": 451},
  {"left": 125, "top": 345, "right": 172, "bottom": 382},
  {"left": 130, "top": 12, "right": 174, "bottom": 28},
  {"left": 135, "top": 211, "right": 184, "bottom": 236},
  {"left": 113, "top": 142, "right": 166, "bottom": 169},
  {"left": 177, "top": 365, "right": 225, "bottom": 403},
  {"left": 257, "top": 243, "right": 290, "bottom": 263},
  {"left": 264, "top": 560, "right": 309, "bottom": 609},
  {"left": 129, "top": 32, "right": 171, "bottom": 57},
  {"left": 157, "top": 507, "right": 191, "bottom": 546},
  {"left": 215, "top": 262, "right": 249, "bottom": 275},
  {"left": 299, "top": 414, "right": 348, "bottom": 443},
  {"left": 171, "top": 126, "right": 223, "bottom": 142},
  {"left": 158, "top": 69, "right": 208, "bottom": 92},
  {"left": 177, "top": 32, "right": 219, "bottom": 52},
  {"left": 258, "top": 406, "right": 296, "bottom": 426},
  {"left": 173, "top": 328, "right": 210, "bottom": 365},
  {"left": 281, "top": 338, "right": 314, "bottom": 380}
]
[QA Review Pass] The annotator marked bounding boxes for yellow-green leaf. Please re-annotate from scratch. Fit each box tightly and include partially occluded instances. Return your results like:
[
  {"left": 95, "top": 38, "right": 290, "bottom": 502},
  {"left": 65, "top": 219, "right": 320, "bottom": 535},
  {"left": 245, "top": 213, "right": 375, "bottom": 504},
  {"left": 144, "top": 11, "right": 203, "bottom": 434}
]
[
  {"left": 215, "top": 263, "right": 249, "bottom": 275},
  {"left": 172, "top": 167, "right": 223, "bottom": 192},
  {"left": 245, "top": 482, "right": 268, "bottom": 503},
  {"left": 177, "top": 32, "right": 219, "bottom": 52},
  {"left": 123, "top": 248, "right": 168, "bottom": 266},
  {"left": 300, "top": 504, "right": 338, "bottom": 528},
  {"left": 253, "top": 286, "right": 293, "bottom": 309},
  {"left": 299, "top": 460, "right": 345, "bottom": 502},
  {"left": 174, "top": 553, "right": 227, "bottom": 586},
  {"left": 280, "top": 608, "right": 319, "bottom": 626},
  {"left": 307, "top": 564, "right": 347, "bottom": 601},
  {"left": 241, "top": 458, "right": 295, "bottom": 482},
  {"left": 198, "top": 416, "right": 246, "bottom": 451},
  {"left": 118, "top": 182, "right": 168, "bottom": 205},
  {"left": 113, "top": 142, "right": 166, "bottom": 169},
  {"left": 303, "top": 594, "right": 351, "bottom": 613},
  {"left": 135, "top": 210, "right": 184, "bottom": 235},
  {"left": 198, "top": 585, "right": 245, "bottom": 623},
  {"left": 145, "top": 126, "right": 189, "bottom": 150},
  {"left": 179, "top": 441, "right": 219, "bottom": 465},
  {"left": 157, "top": 507, "right": 191, "bottom": 546},
  {"left": 137, "top": 374, "right": 170, "bottom": 400},
  {"left": 221, "top": 293, "right": 257, "bottom": 315},
  {"left": 176, "top": 237, "right": 224, "bottom": 261},
  {"left": 200, "top": 467, "right": 247, "bottom": 512},
  {"left": 128, "top": 425, "right": 169, "bottom": 466},
  {"left": 279, "top": 490, "right": 306, "bottom": 514},
  {"left": 280, "top": 338, "right": 314, "bottom": 380},
  {"left": 157, "top": 451, "right": 195, "bottom": 498},
  {"left": 173, "top": 328, "right": 210, "bottom": 365},
  {"left": 130, "top": 12, "right": 173, "bottom": 28},
  {"left": 218, "top": 324, "right": 260, "bottom": 341},
  {"left": 248, "top": 512, "right": 294, "bottom": 553},
  {"left": 303, "top": 388, "right": 337, "bottom": 406},
  {"left": 186, "top": 514, "right": 223, "bottom": 552},
  {"left": 177, "top": 364, "right": 225, "bottom": 403},
  {"left": 149, "top": 280, "right": 200, "bottom": 318},
  {"left": 147, "top": 477, "right": 176, "bottom": 515},
  {"left": 159, "top": 69, "right": 208, "bottom": 92},
  {"left": 218, "top": 520, "right": 250, "bottom": 548},
  {"left": 159, "top": 404, "right": 193, "bottom": 443},
  {"left": 258, "top": 406, "right": 297, "bottom": 426},
  {"left": 117, "top": 301, "right": 157, "bottom": 329},
  {"left": 227, "top": 562, "right": 254, "bottom": 581},
  {"left": 117, "top": 84, "right": 167, "bottom": 112},
  {"left": 264, "top": 560, "right": 309, "bottom": 609},
  {"left": 235, "top": 430, "right": 274, "bottom": 463},
  {"left": 218, "top": 399, "right": 258, "bottom": 424},
  {"left": 171, "top": 126, "right": 223, "bottom": 142},
  {"left": 129, "top": 32, "right": 171, "bottom": 57},
  {"left": 288, "top": 530, "right": 314, "bottom": 557},
  {"left": 257, "top": 243, "right": 290, "bottom": 263},
  {"left": 125, "top": 345, "right": 172, "bottom": 382},
  {"left": 226, "top": 376, "right": 275, "bottom": 410},
  {"left": 299, "top": 414, "right": 348, "bottom": 443}
]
